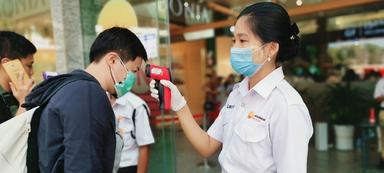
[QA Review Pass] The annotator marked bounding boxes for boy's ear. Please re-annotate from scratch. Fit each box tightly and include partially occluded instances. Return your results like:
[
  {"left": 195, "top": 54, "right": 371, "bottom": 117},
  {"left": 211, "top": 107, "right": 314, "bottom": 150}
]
[
  {"left": 1, "top": 57, "right": 11, "bottom": 64},
  {"left": 104, "top": 52, "right": 119, "bottom": 65}
]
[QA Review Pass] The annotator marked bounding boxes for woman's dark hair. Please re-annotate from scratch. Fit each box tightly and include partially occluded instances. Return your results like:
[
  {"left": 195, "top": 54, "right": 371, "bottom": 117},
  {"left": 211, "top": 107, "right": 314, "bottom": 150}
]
[{"left": 238, "top": 2, "right": 300, "bottom": 62}]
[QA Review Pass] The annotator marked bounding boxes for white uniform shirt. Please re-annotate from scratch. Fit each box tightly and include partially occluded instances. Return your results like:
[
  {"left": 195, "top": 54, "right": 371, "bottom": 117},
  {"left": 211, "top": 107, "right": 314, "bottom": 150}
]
[
  {"left": 113, "top": 92, "right": 155, "bottom": 167},
  {"left": 207, "top": 67, "right": 313, "bottom": 173},
  {"left": 374, "top": 78, "right": 384, "bottom": 108}
]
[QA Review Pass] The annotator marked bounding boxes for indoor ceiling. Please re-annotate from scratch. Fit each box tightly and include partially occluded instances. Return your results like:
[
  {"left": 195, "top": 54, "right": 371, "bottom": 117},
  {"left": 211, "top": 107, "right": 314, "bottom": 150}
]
[
  {"left": 210, "top": 0, "right": 327, "bottom": 9},
  {"left": 193, "top": 0, "right": 384, "bottom": 21}
]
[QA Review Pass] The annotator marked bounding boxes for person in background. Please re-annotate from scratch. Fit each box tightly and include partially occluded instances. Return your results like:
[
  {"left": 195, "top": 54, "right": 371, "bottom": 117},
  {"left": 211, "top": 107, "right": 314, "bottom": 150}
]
[
  {"left": 110, "top": 91, "right": 154, "bottom": 173},
  {"left": 364, "top": 70, "right": 381, "bottom": 81},
  {"left": 374, "top": 75, "right": 384, "bottom": 169},
  {"left": 204, "top": 72, "right": 221, "bottom": 103},
  {"left": 108, "top": 50, "right": 154, "bottom": 173},
  {"left": 342, "top": 68, "right": 359, "bottom": 82},
  {"left": 0, "top": 31, "right": 35, "bottom": 123},
  {"left": 326, "top": 69, "right": 342, "bottom": 84}
]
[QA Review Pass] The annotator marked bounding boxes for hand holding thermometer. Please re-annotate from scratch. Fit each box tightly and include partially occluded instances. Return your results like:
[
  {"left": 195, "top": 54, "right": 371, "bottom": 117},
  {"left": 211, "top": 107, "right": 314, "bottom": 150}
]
[{"left": 145, "top": 64, "right": 172, "bottom": 110}]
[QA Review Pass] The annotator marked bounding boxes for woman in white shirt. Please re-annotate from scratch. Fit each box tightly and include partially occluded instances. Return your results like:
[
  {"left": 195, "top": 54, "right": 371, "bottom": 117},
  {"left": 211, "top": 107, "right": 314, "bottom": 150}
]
[{"left": 150, "top": 2, "right": 313, "bottom": 173}]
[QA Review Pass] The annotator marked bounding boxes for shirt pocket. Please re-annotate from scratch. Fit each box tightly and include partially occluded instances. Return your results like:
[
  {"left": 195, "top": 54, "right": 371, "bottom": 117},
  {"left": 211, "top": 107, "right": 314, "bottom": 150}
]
[{"left": 234, "top": 118, "right": 268, "bottom": 143}]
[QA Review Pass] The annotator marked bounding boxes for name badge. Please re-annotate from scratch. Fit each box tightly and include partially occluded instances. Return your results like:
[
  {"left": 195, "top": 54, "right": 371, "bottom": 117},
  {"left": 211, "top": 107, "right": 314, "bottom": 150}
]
[{"left": 226, "top": 104, "right": 235, "bottom": 109}]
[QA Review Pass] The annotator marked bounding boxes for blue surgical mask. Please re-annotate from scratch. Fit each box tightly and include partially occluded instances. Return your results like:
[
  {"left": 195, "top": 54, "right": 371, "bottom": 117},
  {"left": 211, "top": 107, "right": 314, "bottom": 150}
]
[
  {"left": 110, "top": 56, "right": 136, "bottom": 97},
  {"left": 230, "top": 45, "right": 269, "bottom": 77}
]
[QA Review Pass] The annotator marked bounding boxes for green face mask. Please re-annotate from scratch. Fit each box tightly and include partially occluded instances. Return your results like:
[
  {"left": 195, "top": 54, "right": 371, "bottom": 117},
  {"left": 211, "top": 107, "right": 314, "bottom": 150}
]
[
  {"left": 110, "top": 56, "right": 136, "bottom": 98},
  {"left": 114, "top": 71, "right": 136, "bottom": 97}
]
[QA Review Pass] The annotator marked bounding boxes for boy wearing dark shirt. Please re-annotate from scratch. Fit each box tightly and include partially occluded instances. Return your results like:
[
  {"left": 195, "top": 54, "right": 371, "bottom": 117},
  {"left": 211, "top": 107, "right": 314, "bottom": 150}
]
[{"left": 24, "top": 27, "right": 148, "bottom": 173}]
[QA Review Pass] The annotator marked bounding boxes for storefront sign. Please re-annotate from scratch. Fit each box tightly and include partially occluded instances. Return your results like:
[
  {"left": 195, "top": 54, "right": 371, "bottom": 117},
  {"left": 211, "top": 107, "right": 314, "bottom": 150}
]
[
  {"left": 344, "top": 20, "right": 384, "bottom": 39},
  {"left": 130, "top": 27, "right": 159, "bottom": 59},
  {"left": 169, "top": 0, "right": 212, "bottom": 25},
  {"left": 363, "top": 20, "right": 384, "bottom": 36},
  {"left": 0, "top": 0, "right": 49, "bottom": 20}
]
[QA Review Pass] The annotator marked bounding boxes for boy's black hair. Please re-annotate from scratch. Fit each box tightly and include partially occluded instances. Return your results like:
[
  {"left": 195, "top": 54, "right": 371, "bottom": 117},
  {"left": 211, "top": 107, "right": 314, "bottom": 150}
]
[
  {"left": 0, "top": 31, "right": 37, "bottom": 60},
  {"left": 90, "top": 27, "right": 148, "bottom": 63}
]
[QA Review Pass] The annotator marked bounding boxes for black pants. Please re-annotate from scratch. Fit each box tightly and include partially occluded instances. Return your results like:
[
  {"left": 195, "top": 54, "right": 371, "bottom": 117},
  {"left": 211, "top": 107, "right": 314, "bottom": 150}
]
[{"left": 117, "top": 166, "right": 138, "bottom": 173}]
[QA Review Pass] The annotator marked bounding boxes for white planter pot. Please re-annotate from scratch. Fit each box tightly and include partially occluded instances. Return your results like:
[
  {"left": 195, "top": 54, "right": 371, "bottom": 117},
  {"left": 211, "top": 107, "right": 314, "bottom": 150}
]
[
  {"left": 315, "top": 122, "right": 328, "bottom": 151},
  {"left": 334, "top": 125, "right": 355, "bottom": 151}
]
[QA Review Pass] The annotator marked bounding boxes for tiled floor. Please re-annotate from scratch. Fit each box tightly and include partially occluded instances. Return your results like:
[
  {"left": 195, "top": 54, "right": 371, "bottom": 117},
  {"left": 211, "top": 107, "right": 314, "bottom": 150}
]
[
  {"left": 307, "top": 149, "right": 382, "bottom": 173},
  {"left": 148, "top": 128, "right": 384, "bottom": 173}
]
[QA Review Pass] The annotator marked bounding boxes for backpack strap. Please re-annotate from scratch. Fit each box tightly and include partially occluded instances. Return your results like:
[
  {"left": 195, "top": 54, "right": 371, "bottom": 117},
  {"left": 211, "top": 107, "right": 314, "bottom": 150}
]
[
  {"left": 130, "top": 104, "right": 150, "bottom": 139},
  {"left": 130, "top": 109, "right": 137, "bottom": 139},
  {"left": 0, "top": 95, "right": 13, "bottom": 124},
  {"left": 26, "top": 105, "right": 45, "bottom": 173}
]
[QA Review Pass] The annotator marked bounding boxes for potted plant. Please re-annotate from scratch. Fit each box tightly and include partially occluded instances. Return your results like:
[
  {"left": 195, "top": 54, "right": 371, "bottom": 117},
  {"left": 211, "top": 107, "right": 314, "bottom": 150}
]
[
  {"left": 299, "top": 87, "right": 330, "bottom": 151},
  {"left": 324, "top": 82, "right": 370, "bottom": 150}
]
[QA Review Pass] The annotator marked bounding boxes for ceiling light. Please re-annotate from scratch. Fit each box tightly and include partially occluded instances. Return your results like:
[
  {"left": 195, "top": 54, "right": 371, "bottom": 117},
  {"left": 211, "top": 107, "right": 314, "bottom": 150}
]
[{"left": 296, "top": 0, "right": 303, "bottom": 6}]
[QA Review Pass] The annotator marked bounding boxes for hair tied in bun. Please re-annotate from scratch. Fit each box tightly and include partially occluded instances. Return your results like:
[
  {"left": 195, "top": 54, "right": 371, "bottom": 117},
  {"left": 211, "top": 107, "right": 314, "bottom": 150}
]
[{"left": 290, "top": 22, "right": 299, "bottom": 40}]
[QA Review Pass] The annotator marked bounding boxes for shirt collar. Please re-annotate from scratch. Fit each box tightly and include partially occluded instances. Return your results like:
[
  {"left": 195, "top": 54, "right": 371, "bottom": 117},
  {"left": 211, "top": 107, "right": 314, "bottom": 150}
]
[
  {"left": 114, "top": 92, "right": 130, "bottom": 106},
  {"left": 234, "top": 77, "right": 250, "bottom": 97},
  {"left": 234, "top": 67, "right": 285, "bottom": 99},
  {"left": 252, "top": 67, "right": 284, "bottom": 99}
]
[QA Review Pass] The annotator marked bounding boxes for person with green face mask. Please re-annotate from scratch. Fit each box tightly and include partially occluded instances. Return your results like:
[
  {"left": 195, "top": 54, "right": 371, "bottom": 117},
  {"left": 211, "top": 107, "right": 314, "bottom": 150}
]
[
  {"left": 109, "top": 55, "right": 138, "bottom": 98},
  {"left": 23, "top": 27, "right": 148, "bottom": 173}
]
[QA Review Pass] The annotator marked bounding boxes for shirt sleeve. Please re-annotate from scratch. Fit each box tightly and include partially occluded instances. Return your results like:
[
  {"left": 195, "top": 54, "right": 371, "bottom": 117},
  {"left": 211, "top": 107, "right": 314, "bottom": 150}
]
[
  {"left": 134, "top": 105, "right": 155, "bottom": 146},
  {"left": 207, "top": 107, "right": 227, "bottom": 143},
  {"left": 374, "top": 79, "right": 384, "bottom": 99},
  {"left": 270, "top": 104, "right": 313, "bottom": 173},
  {"left": 56, "top": 81, "right": 115, "bottom": 173}
]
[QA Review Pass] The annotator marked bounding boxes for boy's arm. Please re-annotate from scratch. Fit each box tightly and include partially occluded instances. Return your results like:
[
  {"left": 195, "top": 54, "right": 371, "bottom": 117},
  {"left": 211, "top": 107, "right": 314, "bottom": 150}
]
[
  {"left": 137, "top": 145, "right": 150, "bottom": 173},
  {"left": 135, "top": 105, "right": 155, "bottom": 173}
]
